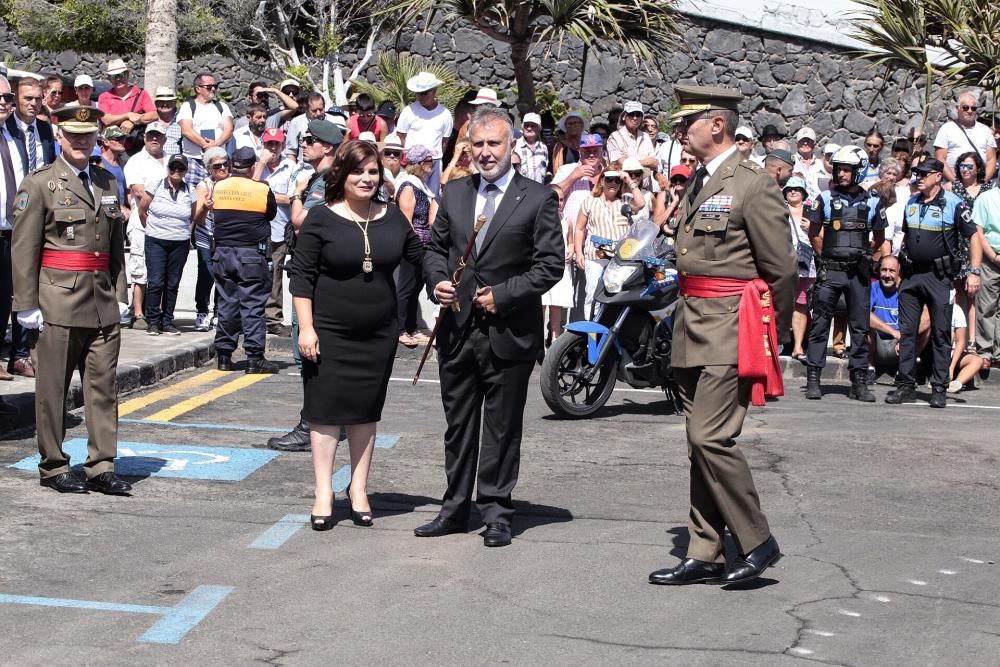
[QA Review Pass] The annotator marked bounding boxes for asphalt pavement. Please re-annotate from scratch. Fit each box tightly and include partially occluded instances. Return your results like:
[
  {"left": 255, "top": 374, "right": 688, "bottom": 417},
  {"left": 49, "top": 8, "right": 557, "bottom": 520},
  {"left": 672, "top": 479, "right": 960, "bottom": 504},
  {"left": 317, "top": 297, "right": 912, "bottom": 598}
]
[{"left": 0, "top": 352, "right": 998, "bottom": 666}]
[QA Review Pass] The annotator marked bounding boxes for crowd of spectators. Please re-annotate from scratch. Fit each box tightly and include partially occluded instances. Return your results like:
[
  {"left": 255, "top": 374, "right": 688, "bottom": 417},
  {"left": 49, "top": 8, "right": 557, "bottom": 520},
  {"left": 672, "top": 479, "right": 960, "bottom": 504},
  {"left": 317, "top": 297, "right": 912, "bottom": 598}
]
[{"left": 3, "top": 58, "right": 1000, "bottom": 399}]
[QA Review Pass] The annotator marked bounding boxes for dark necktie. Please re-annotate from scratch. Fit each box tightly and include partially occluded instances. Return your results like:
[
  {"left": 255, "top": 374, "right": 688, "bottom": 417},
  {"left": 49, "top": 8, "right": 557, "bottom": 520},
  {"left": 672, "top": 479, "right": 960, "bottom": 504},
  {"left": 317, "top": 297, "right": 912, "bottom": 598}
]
[
  {"left": 26, "top": 125, "right": 37, "bottom": 172},
  {"left": 476, "top": 183, "right": 500, "bottom": 252},
  {"left": 687, "top": 166, "right": 708, "bottom": 204},
  {"left": 79, "top": 170, "right": 94, "bottom": 205},
  {"left": 1, "top": 132, "right": 16, "bottom": 224}
]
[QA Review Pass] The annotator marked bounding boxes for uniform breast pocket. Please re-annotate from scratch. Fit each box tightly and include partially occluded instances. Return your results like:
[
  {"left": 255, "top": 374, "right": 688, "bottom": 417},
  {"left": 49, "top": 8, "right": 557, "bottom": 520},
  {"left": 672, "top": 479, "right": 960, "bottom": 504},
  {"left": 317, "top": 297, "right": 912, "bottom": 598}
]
[
  {"left": 53, "top": 208, "right": 87, "bottom": 246},
  {"left": 691, "top": 214, "right": 730, "bottom": 261}
]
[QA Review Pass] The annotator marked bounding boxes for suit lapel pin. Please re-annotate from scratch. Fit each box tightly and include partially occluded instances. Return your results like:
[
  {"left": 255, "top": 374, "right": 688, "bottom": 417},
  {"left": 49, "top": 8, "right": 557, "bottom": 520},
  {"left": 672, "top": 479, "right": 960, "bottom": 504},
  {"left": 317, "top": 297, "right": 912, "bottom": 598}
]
[{"left": 47, "top": 180, "right": 56, "bottom": 192}]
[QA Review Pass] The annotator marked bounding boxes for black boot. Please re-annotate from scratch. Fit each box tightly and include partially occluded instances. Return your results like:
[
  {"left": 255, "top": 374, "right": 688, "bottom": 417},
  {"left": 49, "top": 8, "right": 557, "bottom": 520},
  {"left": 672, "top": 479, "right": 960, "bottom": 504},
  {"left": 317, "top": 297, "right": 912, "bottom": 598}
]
[
  {"left": 847, "top": 369, "right": 875, "bottom": 402},
  {"left": 266, "top": 419, "right": 311, "bottom": 451},
  {"left": 805, "top": 367, "right": 822, "bottom": 400},
  {"left": 885, "top": 384, "right": 917, "bottom": 404},
  {"left": 246, "top": 357, "right": 279, "bottom": 374},
  {"left": 217, "top": 354, "right": 233, "bottom": 371},
  {"left": 929, "top": 386, "right": 947, "bottom": 408}
]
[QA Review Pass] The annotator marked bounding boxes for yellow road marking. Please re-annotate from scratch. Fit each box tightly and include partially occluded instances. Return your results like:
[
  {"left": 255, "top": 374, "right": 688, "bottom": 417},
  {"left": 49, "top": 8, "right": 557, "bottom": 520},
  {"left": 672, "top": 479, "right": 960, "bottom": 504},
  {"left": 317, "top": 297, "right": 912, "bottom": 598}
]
[
  {"left": 119, "top": 369, "right": 229, "bottom": 417},
  {"left": 144, "top": 373, "right": 273, "bottom": 422}
]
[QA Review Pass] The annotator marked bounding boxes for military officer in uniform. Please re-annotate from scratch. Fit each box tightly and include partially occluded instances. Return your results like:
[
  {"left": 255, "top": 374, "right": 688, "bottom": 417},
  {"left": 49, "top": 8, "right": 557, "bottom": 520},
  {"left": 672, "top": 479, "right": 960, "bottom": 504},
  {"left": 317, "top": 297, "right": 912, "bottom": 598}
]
[
  {"left": 11, "top": 106, "right": 132, "bottom": 495},
  {"left": 804, "top": 146, "right": 889, "bottom": 401},
  {"left": 886, "top": 156, "right": 980, "bottom": 408},
  {"left": 648, "top": 85, "right": 796, "bottom": 587}
]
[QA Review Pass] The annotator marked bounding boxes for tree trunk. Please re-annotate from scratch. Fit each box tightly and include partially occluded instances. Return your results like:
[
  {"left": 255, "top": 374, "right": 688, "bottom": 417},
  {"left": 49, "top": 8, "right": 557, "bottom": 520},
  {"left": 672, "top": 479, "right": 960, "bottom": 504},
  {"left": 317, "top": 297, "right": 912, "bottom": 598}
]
[
  {"left": 143, "top": 0, "right": 179, "bottom": 92},
  {"left": 511, "top": 40, "right": 535, "bottom": 115}
]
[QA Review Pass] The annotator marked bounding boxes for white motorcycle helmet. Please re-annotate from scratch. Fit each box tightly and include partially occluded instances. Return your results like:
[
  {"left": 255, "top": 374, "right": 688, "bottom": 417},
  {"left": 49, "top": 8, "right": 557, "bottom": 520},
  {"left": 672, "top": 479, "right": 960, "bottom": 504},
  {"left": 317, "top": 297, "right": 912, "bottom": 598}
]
[{"left": 830, "top": 145, "right": 869, "bottom": 185}]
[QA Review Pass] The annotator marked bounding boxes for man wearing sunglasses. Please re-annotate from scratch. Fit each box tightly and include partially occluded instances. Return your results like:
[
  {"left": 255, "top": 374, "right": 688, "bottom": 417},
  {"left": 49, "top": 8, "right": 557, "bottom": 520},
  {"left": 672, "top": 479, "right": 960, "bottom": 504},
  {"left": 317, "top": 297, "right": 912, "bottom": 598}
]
[
  {"left": 648, "top": 85, "right": 795, "bottom": 588},
  {"left": 96, "top": 58, "right": 156, "bottom": 137},
  {"left": 1, "top": 75, "right": 23, "bottom": 382},
  {"left": 177, "top": 72, "right": 234, "bottom": 189},
  {"left": 932, "top": 91, "right": 997, "bottom": 183},
  {"left": 606, "top": 101, "right": 657, "bottom": 171}
]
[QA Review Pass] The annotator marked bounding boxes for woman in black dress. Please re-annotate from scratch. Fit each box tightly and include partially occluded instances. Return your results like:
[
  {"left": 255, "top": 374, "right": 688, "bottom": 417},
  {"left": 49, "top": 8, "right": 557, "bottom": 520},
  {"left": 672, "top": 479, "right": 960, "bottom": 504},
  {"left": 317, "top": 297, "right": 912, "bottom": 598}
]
[{"left": 290, "top": 140, "right": 424, "bottom": 531}]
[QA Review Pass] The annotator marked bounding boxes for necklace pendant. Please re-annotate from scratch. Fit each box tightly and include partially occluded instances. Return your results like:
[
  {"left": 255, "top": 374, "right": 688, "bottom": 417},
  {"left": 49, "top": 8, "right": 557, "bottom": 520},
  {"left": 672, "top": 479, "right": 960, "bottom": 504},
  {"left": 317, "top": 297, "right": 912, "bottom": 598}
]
[{"left": 362, "top": 256, "right": 373, "bottom": 273}]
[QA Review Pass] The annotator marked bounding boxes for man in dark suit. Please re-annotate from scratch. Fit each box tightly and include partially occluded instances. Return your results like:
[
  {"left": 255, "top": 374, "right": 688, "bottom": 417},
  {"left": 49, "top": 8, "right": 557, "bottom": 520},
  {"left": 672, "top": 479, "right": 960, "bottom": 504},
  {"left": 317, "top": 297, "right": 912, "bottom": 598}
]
[
  {"left": 4, "top": 76, "right": 56, "bottom": 378},
  {"left": 415, "top": 107, "right": 563, "bottom": 547}
]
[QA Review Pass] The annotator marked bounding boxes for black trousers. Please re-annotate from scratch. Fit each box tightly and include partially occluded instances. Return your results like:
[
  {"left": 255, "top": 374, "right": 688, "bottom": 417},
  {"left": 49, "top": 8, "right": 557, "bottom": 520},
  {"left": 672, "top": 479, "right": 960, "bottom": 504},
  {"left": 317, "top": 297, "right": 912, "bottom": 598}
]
[
  {"left": 896, "top": 270, "right": 952, "bottom": 390},
  {"left": 437, "top": 322, "right": 534, "bottom": 526},
  {"left": 806, "top": 268, "right": 870, "bottom": 371},
  {"left": 1, "top": 231, "right": 31, "bottom": 363}
]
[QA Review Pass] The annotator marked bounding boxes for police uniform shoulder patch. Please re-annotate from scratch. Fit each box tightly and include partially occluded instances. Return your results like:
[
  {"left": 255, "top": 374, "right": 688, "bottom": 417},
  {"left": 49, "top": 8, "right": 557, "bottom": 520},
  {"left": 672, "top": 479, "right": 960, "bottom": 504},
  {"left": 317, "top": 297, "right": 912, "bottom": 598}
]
[{"left": 15, "top": 192, "right": 28, "bottom": 210}]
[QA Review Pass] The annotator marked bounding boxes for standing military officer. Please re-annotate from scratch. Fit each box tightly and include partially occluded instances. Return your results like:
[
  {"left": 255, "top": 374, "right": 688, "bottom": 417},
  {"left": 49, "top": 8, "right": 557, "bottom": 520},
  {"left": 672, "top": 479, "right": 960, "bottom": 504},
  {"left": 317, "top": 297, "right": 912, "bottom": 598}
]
[
  {"left": 804, "top": 146, "right": 889, "bottom": 401},
  {"left": 648, "top": 86, "right": 796, "bottom": 587},
  {"left": 886, "top": 155, "right": 981, "bottom": 408},
  {"left": 11, "top": 106, "right": 132, "bottom": 494}
]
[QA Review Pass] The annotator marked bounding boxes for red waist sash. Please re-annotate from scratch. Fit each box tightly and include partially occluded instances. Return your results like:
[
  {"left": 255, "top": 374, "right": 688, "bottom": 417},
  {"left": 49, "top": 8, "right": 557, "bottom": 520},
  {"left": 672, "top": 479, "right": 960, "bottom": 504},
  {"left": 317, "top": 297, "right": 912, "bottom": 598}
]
[
  {"left": 678, "top": 275, "right": 783, "bottom": 406},
  {"left": 41, "top": 249, "right": 110, "bottom": 271}
]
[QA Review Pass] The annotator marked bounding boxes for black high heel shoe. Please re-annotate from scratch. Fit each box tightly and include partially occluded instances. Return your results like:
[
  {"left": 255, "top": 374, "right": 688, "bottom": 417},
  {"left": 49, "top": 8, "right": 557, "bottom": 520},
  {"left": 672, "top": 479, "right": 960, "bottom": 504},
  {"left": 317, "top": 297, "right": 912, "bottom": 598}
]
[
  {"left": 345, "top": 487, "right": 373, "bottom": 527},
  {"left": 311, "top": 512, "right": 334, "bottom": 531}
]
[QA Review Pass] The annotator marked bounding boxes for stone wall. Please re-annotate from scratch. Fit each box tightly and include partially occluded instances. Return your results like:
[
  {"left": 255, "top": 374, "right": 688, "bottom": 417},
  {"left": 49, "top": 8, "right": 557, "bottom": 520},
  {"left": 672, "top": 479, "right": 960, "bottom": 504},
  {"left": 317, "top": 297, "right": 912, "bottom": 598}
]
[{"left": 3, "top": 14, "right": 987, "bottom": 149}]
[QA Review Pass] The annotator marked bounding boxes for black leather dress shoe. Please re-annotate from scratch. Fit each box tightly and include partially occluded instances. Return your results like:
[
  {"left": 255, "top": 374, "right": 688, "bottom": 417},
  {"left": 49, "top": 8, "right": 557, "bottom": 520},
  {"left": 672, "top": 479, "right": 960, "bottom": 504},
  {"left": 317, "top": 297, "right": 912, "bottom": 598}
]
[
  {"left": 483, "top": 522, "right": 512, "bottom": 547},
  {"left": 39, "top": 472, "right": 88, "bottom": 494},
  {"left": 245, "top": 357, "right": 279, "bottom": 374},
  {"left": 724, "top": 535, "right": 781, "bottom": 585},
  {"left": 649, "top": 559, "right": 726, "bottom": 585},
  {"left": 413, "top": 515, "right": 466, "bottom": 537},
  {"left": 86, "top": 472, "right": 133, "bottom": 495},
  {"left": 217, "top": 354, "right": 234, "bottom": 371}
]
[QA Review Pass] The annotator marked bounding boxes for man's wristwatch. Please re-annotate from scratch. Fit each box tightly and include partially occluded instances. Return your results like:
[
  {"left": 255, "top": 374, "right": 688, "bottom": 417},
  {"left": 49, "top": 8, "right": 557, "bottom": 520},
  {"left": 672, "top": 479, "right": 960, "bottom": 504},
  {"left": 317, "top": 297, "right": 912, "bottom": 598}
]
[{"left": 969, "top": 266, "right": 982, "bottom": 276}]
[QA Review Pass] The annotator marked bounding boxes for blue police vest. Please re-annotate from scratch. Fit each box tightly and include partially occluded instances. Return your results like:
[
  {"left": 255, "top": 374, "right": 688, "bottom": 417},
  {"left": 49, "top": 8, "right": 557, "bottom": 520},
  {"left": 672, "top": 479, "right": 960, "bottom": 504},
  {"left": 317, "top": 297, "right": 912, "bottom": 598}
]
[
  {"left": 903, "top": 189, "right": 963, "bottom": 263},
  {"left": 820, "top": 189, "right": 881, "bottom": 259}
]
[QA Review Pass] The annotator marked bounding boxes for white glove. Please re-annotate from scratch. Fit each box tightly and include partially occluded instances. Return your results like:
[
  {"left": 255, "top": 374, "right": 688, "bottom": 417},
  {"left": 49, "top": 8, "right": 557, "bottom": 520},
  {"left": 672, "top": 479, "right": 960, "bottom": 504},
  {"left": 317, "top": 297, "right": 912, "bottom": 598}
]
[
  {"left": 118, "top": 302, "right": 130, "bottom": 319},
  {"left": 17, "top": 308, "right": 44, "bottom": 331}
]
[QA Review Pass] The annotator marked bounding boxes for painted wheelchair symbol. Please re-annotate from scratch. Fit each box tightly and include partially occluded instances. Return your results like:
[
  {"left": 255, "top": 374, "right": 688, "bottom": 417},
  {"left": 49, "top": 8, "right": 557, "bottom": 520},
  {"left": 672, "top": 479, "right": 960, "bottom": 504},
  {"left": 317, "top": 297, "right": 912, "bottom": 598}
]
[{"left": 117, "top": 448, "right": 230, "bottom": 472}]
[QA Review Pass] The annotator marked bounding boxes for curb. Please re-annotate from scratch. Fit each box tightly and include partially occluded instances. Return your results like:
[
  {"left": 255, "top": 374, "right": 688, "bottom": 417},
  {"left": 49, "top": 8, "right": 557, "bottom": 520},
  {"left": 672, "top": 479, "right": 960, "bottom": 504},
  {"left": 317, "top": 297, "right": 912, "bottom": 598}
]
[{"left": 0, "top": 339, "right": 217, "bottom": 436}]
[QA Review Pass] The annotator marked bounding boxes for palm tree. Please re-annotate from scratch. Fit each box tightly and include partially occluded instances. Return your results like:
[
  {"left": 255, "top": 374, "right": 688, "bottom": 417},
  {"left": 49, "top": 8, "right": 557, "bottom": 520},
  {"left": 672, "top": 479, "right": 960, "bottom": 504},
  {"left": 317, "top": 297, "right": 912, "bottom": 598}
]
[
  {"left": 849, "top": 0, "right": 999, "bottom": 130},
  {"left": 385, "top": 0, "right": 680, "bottom": 113},
  {"left": 351, "top": 52, "right": 466, "bottom": 111},
  {"left": 144, "top": 0, "right": 179, "bottom": 91}
]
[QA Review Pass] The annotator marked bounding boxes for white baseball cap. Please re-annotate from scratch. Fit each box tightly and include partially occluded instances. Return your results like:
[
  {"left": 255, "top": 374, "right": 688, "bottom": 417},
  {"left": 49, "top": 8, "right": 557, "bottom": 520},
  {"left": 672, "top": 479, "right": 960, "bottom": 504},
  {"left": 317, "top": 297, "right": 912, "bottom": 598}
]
[
  {"left": 74, "top": 74, "right": 93, "bottom": 88},
  {"left": 796, "top": 127, "right": 817, "bottom": 143},
  {"left": 522, "top": 112, "right": 542, "bottom": 127},
  {"left": 623, "top": 101, "right": 643, "bottom": 114},
  {"left": 735, "top": 126, "right": 754, "bottom": 140}
]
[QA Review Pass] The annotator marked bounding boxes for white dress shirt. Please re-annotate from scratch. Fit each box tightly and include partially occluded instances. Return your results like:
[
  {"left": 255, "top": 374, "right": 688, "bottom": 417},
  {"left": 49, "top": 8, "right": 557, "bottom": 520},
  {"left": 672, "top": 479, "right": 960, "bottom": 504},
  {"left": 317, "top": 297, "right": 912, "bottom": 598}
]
[
  {"left": 475, "top": 167, "right": 514, "bottom": 221},
  {"left": 15, "top": 115, "right": 45, "bottom": 170},
  {"left": 1, "top": 125, "right": 26, "bottom": 229}
]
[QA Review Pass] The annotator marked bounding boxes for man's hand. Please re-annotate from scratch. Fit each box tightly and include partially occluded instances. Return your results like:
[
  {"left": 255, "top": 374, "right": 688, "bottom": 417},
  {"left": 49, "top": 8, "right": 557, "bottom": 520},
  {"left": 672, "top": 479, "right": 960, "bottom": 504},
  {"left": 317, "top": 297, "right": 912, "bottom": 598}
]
[
  {"left": 259, "top": 148, "right": 275, "bottom": 165},
  {"left": 474, "top": 286, "right": 497, "bottom": 314},
  {"left": 120, "top": 120, "right": 135, "bottom": 133},
  {"left": 967, "top": 273, "right": 981, "bottom": 296},
  {"left": 16, "top": 308, "right": 44, "bottom": 331},
  {"left": 575, "top": 254, "right": 586, "bottom": 270},
  {"left": 435, "top": 280, "right": 457, "bottom": 307},
  {"left": 571, "top": 162, "right": 598, "bottom": 182}
]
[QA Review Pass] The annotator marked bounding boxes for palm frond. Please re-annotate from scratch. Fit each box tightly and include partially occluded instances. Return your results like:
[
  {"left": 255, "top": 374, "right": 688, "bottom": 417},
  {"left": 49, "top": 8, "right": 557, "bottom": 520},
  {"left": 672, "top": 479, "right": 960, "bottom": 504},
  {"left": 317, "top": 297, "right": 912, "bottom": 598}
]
[{"left": 351, "top": 52, "right": 467, "bottom": 111}]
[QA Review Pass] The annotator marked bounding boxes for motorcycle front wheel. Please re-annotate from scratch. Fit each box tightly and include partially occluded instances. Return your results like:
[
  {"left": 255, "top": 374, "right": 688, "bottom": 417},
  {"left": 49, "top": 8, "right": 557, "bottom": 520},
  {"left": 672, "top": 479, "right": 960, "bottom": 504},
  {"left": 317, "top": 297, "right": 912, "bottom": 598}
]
[{"left": 540, "top": 332, "right": 618, "bottom": 419}]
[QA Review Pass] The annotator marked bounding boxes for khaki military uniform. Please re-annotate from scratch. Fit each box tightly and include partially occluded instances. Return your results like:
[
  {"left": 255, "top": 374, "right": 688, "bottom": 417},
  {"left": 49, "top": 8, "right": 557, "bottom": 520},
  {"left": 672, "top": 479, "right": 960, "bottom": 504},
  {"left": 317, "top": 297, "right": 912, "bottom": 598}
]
[
  {"left": 671, "top": 147, "right": 796, "bottom": 562},
  {"left": 12, "top": 155, "right": 128, "bottom": 479}
]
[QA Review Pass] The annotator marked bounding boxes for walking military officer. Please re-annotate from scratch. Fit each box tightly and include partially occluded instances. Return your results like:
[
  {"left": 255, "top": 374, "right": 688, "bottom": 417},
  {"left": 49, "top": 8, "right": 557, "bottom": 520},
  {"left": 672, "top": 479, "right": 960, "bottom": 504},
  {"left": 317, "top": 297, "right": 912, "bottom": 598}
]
[
  {"left": 648, "top": 85, "right": 796, "bottom": 587},
  {"left": 11, "top": 106, "right": 133, "bottom": 494},
  {"left": 804, "top": 145, "right": 889, "bottom": 401},
  {"left": 886, "top": 155, "right": 981, "bottom": 408}
]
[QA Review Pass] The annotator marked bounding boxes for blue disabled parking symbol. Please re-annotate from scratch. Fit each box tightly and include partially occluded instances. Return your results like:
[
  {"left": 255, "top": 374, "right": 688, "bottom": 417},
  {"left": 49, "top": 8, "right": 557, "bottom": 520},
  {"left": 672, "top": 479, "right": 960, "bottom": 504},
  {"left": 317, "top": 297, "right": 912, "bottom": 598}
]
[{"left": 9, "top": 438, "right": 279, "bottom": 481}]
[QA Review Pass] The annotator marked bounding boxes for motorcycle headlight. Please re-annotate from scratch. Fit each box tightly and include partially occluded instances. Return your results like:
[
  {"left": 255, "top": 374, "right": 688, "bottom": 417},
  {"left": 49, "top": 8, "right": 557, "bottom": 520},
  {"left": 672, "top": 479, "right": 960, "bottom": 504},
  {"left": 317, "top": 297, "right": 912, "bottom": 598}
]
[{"left": 602, "top": 264, "right": 639, "bottom": 294}]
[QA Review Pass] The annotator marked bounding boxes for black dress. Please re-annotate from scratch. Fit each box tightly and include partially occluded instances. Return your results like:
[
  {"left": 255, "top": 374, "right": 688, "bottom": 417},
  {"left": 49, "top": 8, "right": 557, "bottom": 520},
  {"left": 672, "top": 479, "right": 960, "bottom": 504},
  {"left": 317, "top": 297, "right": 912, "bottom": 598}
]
[{"left": 290, "top": 204, "right": 424, "bottom": 424}]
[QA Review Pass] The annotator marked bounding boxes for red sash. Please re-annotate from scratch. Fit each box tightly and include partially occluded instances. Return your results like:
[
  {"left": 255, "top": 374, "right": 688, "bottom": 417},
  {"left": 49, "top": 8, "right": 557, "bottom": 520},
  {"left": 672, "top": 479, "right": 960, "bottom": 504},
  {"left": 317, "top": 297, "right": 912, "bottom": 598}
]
[
  {"left": 678, "top": 275, "right": 783, "bottom": 406},
  {"left": 41, "top": 249, "right": 110, "bottom": 271}
]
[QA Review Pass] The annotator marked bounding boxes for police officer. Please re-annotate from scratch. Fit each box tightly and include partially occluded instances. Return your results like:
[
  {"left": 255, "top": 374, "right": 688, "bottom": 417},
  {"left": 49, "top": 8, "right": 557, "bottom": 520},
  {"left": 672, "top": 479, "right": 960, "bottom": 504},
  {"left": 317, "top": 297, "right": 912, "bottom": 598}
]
[
  {"left": 11, "top": 106, "right": 132, "bottom": 494},
  {"left": 208, "top": 146, "right": 280, "bottom": 373},
  {"left": 804, "top": 145, "right": 888, "bottom": 401},
  {"left": 886, "top": 155, "right": 981, "bottom": 408}
]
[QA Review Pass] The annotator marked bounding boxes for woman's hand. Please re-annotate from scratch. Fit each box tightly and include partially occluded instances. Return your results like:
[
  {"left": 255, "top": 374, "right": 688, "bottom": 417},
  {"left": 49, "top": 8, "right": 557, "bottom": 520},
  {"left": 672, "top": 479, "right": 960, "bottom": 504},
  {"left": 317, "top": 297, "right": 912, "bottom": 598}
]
[
  {"left": 298, "top": 327, "right": 320, "bottom": 362},
  {"left": 575, "top": 253, "right": 586, "bottom": 270}
]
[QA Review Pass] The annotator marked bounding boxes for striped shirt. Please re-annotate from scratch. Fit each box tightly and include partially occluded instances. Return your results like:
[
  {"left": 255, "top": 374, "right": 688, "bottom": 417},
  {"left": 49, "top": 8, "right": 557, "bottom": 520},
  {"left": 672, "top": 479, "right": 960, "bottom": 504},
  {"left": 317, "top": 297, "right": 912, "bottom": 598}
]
[
  {"left": 145, "top": 179, "right": 194, "bottom": 241},
  {"left": 579, "top": 195, "right": 631, "bottom": 261}
]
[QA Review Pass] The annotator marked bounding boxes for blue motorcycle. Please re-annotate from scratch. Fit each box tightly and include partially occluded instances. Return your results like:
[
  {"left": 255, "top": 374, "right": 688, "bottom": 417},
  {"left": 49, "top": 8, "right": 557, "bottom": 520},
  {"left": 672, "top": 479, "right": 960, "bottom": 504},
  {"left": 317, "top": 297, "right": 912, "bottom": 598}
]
[{"left": 540, "top": 219, "right": 682, "bottom": 418}]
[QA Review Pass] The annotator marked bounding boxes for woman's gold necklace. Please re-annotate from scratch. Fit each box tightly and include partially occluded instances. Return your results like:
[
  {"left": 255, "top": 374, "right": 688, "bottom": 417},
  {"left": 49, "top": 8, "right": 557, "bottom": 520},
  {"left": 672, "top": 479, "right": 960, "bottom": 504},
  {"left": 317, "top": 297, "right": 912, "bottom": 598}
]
[{"left": 344, "top": 201, "right": 374, "bottom": 273}]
